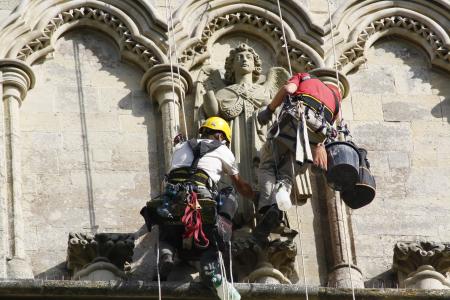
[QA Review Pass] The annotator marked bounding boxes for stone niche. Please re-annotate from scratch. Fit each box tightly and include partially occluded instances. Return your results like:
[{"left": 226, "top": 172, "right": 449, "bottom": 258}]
[{"left": 66, "top": 233, "right": 135, "bottom": 281}]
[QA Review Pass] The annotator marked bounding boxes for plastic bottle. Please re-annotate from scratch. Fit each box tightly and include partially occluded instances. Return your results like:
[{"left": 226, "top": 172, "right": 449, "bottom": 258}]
[
  {"left": 275, "top": 182, "right": 292, "bottom": 211},
  {"left": 212, "top": 274, "right": 241, "bottom": 300}
]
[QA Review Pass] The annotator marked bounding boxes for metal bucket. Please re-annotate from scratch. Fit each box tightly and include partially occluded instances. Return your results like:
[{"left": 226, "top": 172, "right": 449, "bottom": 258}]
[
  {"left": 341, "top": 148, "right": 376, "bottom": 209},
  {"left": 325, "top": 141, "right": 360, "bottom": 191}
]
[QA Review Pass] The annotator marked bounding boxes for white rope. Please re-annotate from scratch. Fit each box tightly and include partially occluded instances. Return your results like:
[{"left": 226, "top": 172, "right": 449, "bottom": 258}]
[
  {"left": 290, "top": 157, "right": 309, "bottom": 300},
  {"left": 218, "top": 250, "right": 230, "bottom": 300},
  {"left": 229, "top": 241, "right": 235, "bottom": 294},
  {"left": 156, "top": 236, "right": 162, "bottom": 300},
  {"left": 326, "top": 0, "right": 343, "bottom": 122},
  {"left": 164, "top": 0, "right": 178, "bottom": 142},
  {"left": 276, "top": 0, "right": 293, "bottom": 76},
  {"left": 326, "top": 1, "right": 356, "bottom": 299},
  {"left": 168, "top": 0, "right": 189, "bottom": 139}
]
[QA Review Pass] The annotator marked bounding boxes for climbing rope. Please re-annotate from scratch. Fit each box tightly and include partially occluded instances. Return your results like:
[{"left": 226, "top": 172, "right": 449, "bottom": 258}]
[
  {"left": 164, "top": 0, "right": 179, "bottom": 144},
  {"left": 156, "top": 237, "right": 162, "bottom": 300},
  {"left": 275, "top": 1, "right": 310, "bottom": 298},
  {"left": 168, "top": 0, "right": 189, "bottom": 140},
  {"left": 326, "top": 1, "right": 356, "bottom": 299},
  {"left": 276, "top": 0, "right": 293, "bottom": 75}
]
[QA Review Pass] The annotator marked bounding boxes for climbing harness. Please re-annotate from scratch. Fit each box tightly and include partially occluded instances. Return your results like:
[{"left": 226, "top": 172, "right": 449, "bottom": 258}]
[{"left": 275, "top": 1, "right": 310, "bottom": 299}]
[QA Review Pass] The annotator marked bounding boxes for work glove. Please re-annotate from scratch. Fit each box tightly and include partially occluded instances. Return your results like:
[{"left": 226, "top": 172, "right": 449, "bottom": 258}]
[
  {"left": 312, "top": 143, "right": 327, "bottom": 171},
  {"left": 257, "top": 106, "right": 274, "bottom": 126}
]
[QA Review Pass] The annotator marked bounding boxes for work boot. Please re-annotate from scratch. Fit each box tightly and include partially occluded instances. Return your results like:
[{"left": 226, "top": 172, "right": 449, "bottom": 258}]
[
  {"left": 251, "top": 205, "right": 282, "bottom": 248},
  {"left": 159, "top": 253, "right": 174, "bottom": 280}
]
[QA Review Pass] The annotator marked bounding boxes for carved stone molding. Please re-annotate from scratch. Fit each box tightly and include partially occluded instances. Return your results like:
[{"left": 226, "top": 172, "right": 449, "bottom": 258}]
[
  {"left": 179, "top": 12, "right": 317, "bottom": 71},
  {"left": 393, "top": 241, "right": 450, "bottom": 289},
  {"left": 15, "top": 6, "right": 161, "bottom": 69},
  {"left": 66, "top": 232, "right": 135, "bottom": 279},
  {"left": 338, "top": 15, "right": 450, "bottom": 72},
  {"left": 394, "top": 241, "right": 450, "bottom": 275}
]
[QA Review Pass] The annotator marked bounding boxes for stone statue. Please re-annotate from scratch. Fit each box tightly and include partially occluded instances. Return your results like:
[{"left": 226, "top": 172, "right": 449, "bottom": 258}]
[{"left": 195, "top": 43, "right": 289, "bottom": 221}]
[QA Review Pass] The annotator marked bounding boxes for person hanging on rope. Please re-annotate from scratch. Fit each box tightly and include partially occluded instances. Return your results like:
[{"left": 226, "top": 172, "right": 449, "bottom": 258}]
[
  {"left": 142, "top": 116, "right": 254, "bottom": 299},
  {"left": 252, "top": 70, "right": 343, "bottom": 246}
]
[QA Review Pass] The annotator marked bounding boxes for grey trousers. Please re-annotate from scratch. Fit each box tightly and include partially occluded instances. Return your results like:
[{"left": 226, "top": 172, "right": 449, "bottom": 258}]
[{"left": 257, "top": 109, "right": 328, "bottom": 210}]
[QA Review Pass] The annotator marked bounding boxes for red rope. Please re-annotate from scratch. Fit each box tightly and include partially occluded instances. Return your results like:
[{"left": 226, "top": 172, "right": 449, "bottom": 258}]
[{"left": 181, "top": 191, "right": 209, "bottom": 248}]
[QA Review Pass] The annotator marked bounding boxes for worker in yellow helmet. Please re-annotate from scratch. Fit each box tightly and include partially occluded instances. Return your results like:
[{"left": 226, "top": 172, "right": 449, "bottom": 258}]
[{"left": 153, "top": 116, "right": 253, "bottom": 300}]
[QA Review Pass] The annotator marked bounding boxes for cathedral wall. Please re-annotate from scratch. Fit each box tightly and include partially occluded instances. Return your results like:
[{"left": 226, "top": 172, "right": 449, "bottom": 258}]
[
  {"left": 20, "top": 29, "right": 162, "bottom": 277},
  {"left": 0, "top": 0, "right": 448, "bottom": 289},
  {"left": 346, "top": 38, "right": 450, "bottom": 284}
]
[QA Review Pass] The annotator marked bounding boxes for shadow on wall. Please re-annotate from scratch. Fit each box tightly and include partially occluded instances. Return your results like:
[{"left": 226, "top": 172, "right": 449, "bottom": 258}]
[
  {"left": 30, "top": 29, "right": 163, "bottom": 280},
  {"left": 348, "top": 36, "right": 450, "bottom": 286}
]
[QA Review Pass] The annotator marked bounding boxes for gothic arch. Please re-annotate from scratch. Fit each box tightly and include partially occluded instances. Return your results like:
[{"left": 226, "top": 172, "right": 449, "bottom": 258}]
[
  {"left": 174, "top": 0, "right": 325, "bottom": 72},
  {"left": 0, "top": 0, "right": 167, "bottom": 71},
  {"left": 331, "top": 0, "right": 450, "bottom": 73}
]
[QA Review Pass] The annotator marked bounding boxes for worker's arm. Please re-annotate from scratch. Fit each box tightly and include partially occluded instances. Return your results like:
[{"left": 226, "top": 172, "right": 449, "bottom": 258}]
[
  {"left": 258, "top": 82, "right": 298, "bottom": 125},
  {"left": 268, "top": 82, "right": 297, "bottom": 112},
  {"left": 229, "top": 174, "right": 255, "bottom": 199}
]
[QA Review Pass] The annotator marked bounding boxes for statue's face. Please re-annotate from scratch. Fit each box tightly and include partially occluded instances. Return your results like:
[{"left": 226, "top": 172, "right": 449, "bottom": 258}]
[{"left": 232, "top": 50, "right": 255, "bottom": 76}]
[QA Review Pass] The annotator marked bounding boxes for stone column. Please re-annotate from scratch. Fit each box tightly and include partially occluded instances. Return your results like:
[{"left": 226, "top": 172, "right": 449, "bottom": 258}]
[
  {"left": 393, "top": 241, "right": 450, "bottom": 289},
  {"left": 0, "top": 59, "right": 35, "bottom": 278},
  {"left": 141, "top": 65, "right": 192, "bottom": 171},
  {"left": 311, "top": 68, "right": 364, "bottom": 288}
]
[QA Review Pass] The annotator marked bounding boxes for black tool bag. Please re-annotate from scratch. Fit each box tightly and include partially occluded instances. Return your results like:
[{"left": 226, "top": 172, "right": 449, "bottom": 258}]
[{"left": 340, "top": 148, "right": 376, "bottom": 209}]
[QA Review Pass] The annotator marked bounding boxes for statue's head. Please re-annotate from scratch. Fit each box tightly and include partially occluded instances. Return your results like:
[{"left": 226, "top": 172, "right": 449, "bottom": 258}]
[{"left": 224, "top": 43, "right": 262, "bottom": 83}]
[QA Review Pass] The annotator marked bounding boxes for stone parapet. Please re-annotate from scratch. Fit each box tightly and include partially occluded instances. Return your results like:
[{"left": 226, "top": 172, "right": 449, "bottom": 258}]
[{"left": 1, "top": 280, "right": 450, "bottom": 299}]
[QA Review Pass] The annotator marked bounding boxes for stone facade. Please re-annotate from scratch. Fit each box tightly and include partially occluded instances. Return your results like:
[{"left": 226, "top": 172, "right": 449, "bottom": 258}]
[{"left": 0, "top": 0, "right": 448, "bottom": 297}]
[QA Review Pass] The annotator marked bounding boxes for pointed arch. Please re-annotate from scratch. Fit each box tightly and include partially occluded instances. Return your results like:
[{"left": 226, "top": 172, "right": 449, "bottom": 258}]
[
  {"left": 173, "top": 0, "right": 325, "bottom": 72},
  {"left": 331, "top": 0, "right": 450, "bottom": 73},
  {"left": 0, "top": 0, "right": 167, "bottom": 71}
]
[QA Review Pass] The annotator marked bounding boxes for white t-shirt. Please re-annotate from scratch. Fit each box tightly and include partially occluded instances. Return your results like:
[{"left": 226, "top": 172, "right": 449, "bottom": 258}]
[{"left": 170, "top": 139, "right": 239, "bottom": 183}]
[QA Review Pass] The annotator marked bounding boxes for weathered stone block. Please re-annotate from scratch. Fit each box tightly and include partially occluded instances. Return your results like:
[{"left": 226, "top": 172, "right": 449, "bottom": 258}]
[{"left": 352, "top": 93, "right": 383, "bottom": 121}]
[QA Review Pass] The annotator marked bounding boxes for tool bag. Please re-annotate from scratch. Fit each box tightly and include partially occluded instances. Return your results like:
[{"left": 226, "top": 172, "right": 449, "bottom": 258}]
[{"left": 340, "top": 147, "right": 376, "bottom": 209}]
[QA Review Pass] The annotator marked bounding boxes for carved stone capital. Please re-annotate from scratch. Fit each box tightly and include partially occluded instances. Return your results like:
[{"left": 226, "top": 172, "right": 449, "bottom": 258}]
[
  {"left": 394, "top": 241, "right": 450, "bottom": 275},
  {"left": 66, "top": 232, "right": 135, "bottom": 280},
  {"left": 0, "top": 59, "right": 35, "bottom": 102},
  {"left": 309, "top": 67, "right": 350, "bottom": 99},
  {"left": 141, "top": 64, "right": 192, "bottom": 107},
  {"left": 233, "top": 235, "right": 298, "bottom": 284}
]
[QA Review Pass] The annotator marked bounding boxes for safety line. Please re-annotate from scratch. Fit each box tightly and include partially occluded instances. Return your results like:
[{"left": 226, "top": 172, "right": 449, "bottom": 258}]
[
  {"left": 326, "top": 1, "right": 356, "bottom": 299},
  {"left": 156, "top": 237, "right": 162, "bottom": 300},
  {"left": 168, "top": 0, "right": 189, "bottom": 140},
  {"left": 276, "top": 0, "right": 293, "bottom": 76},
  {"left": 165, "top": 0, "right": 178, "bottom": 144}
]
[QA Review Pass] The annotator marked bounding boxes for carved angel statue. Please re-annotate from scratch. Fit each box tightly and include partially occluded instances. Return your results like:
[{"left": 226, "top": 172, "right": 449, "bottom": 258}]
[{"left": 195, "top": 43, "right": 289, "bottom": 197}]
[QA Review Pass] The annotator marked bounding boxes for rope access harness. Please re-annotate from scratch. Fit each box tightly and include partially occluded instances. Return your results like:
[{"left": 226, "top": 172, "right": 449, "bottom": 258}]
[
  {"left": 275, "top": 1, "right": 357, "bottom": 300},
  {"left": 275, "top": 1, "right": 311, "bottom": 299}
]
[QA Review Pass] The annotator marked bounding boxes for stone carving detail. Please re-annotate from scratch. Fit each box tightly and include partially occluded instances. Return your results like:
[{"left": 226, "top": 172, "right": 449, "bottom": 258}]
[
  {"left": 66, "top": 232, "right": 135, "bottom": 276},
  {"left": 394, "top": 241, "right": 450, "bottom": 274},
  {"left": 338, "top": 15, "right": 450, "bottom": 70},
  {"left": 232, "top": 237, "right": 298, "bottom": 284},
  {"left": 17, "top": 7, "right": 160, "bottom": 68},
  {"left": 393, "top": 241, "right": 450, "bottom": 289},
  {"left": 179, "top": 12, "right": 316, "bottom": 70}
]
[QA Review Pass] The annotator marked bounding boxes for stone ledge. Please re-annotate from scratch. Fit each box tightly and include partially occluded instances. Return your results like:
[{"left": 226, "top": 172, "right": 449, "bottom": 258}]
[{"left": 0, "top": 280, "right": 449, "bottom": 299}]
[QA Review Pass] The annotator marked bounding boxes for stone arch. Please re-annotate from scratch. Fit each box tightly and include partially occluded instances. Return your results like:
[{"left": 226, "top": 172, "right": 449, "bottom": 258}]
[
  {"left": 0, "top": 0, "right": 167, "bottom": 71},
  {"left": 332, "top": 1, "right": 450, "bottom": 73},
  {"left": 175, "top": 1, "right": 324, "bottom": 72}
]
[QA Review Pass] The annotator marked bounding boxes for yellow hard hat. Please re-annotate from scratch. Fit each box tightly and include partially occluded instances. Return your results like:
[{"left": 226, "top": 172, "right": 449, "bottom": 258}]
[{"left": 199, "top": 116, "right": 232, "bottom": 142}]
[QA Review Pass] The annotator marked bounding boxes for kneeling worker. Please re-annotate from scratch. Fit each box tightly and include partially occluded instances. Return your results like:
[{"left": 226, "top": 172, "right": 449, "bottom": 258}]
[
  {"left": 253, "top": 71, "right": 343, "bottom": 245},
  {"left": 158, "top": 116, "right": 254, "bottom": 299}
]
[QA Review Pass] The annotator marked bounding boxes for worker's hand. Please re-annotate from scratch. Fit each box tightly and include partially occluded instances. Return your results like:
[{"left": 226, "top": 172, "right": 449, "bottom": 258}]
[
  {"left": 312, "top": 143, "right": 327, "bottom": 171},
  {"left": 257, "top": 106, "right": 274, "bottom": 126}
]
